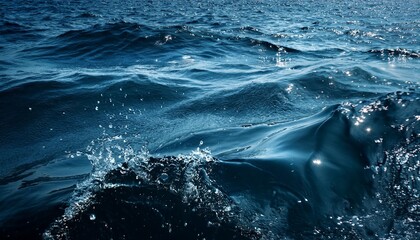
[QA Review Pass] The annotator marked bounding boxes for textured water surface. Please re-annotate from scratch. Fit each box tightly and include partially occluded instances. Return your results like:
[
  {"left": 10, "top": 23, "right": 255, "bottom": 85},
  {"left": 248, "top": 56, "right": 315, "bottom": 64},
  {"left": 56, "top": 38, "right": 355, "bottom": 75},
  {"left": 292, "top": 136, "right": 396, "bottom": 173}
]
[{"left": 0, "top": 0, "right": 419, "bottom": 239}]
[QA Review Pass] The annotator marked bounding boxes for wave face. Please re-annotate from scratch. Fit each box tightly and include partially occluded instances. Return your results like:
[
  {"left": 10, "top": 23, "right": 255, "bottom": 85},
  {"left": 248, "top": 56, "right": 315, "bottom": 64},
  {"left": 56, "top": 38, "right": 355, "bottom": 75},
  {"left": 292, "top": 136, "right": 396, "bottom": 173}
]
[{"left": 0, "top": 0, "right": 419, "bottom": 239}]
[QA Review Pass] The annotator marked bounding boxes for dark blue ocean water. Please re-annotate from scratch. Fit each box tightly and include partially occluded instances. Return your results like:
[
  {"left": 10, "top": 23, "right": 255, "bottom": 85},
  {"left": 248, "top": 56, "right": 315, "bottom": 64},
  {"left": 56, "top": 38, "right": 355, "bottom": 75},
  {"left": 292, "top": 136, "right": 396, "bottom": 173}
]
[{"left": 0, "top": 0, "right": 419, "bottom": 239}]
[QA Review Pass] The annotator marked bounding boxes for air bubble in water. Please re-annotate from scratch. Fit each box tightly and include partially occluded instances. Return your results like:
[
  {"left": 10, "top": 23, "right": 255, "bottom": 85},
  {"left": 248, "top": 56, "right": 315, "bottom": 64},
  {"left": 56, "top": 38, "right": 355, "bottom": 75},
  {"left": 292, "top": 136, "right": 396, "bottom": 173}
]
[{"left": 89, "top": 214, "right": 96, "bottom": 221}]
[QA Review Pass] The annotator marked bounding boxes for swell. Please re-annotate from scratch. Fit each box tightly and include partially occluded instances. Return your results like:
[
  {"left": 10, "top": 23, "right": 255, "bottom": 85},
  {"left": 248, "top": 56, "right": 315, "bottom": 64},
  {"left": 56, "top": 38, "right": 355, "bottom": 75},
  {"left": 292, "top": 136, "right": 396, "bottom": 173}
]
[
  {"left": 291, "top": 66, "right": 407, "bottom": 98},
  {"left": 1, "top": 2, "right": 419, "bottom": 240},
  {"left": 15, "top": 19, "right": 419, "bottom": 66},
  {"left": 166, "top": 64, "right": 412, "bottom": 121},
  {"left": 20, "top": 22, "right": 167, "bottom": 61},
  {"left": 36, "top": 91, "right": 419, "bottom": 239},
  {"left": 0, "top": 91, "right": 418, "bottom": 239},
  {"left": 0, "top": 73, "right": 190, "bottom": 105},
  {"left": 0, "top": 73, "right": 191, "bottom": 166},
  {"left": 18, "top": 21, "right": 305, "bottom": 63},
  {"left": 0, "top": 20, "right": 45, "bottom": 41},
  {"left": 168, "top": 81, "right": 294, "bottom": 117}
]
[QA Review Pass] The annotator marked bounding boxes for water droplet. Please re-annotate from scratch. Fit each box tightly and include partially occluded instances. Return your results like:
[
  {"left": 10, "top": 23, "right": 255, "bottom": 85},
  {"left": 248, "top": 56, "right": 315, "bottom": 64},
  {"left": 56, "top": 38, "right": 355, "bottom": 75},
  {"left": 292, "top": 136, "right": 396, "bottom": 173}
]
[
  {"left": 160, "top": 173, "right": 169, "bottom": 182},
  {"left": 285, "top": 83, "right": 294, "bottom": 93}
]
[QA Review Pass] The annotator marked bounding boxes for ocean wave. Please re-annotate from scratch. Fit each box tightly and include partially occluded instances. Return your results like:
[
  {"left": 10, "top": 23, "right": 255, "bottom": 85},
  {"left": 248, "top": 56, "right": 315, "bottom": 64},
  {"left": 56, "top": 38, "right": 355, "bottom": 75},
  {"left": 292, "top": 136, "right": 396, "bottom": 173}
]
[
  {"left": 0, "top": 21, "right": 27, "bottom": 34},
  {"left": 39, "top": 91, "right": 419, "bottom": 239},
  {"left": 20, "top": 21, "right": 172, "bottom": 61},
  {"left": 17, "top": 20, "right": 307, "bottom": 64},
  {"left": 78, "top": 12, "right": 100, "bottom": 18},
  {"left": 368, "top": 48, "right": 420, "bottom": 59},
  {"left": 0, "top": 71, "right": 190, "bottom": 103},
  {"left": 0, "top": 20, "right": 45, "bottom": 40},
  {"left": 291, "top": 66, "right": 403, "bottom": 99},
  {"left": 169, "top": 81, "right": 294, "bottom": 117},
  {"left": 44, "top": 153, "right": 260, "bottom": 240},
  {"left": 1, "top": 1, "right": 419, "bottom": 239},
  {"left": 239, "top": 36, "right": 301, "bottom": 53}
]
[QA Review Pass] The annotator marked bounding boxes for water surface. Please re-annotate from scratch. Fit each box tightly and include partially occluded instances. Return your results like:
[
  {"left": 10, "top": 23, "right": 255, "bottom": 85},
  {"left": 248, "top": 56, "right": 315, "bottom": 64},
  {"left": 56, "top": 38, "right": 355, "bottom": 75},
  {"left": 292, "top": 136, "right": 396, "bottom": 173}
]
[{"left": 0, "top": 0, "right": 419, "bottom": 239}]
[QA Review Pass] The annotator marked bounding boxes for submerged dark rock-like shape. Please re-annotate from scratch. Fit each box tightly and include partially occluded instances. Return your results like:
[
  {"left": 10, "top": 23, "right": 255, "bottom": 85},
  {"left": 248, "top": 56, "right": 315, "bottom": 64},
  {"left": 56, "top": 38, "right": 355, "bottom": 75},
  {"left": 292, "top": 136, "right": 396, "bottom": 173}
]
[{"left": 46, "top": 158, "right": 260, "bottom": 240}]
